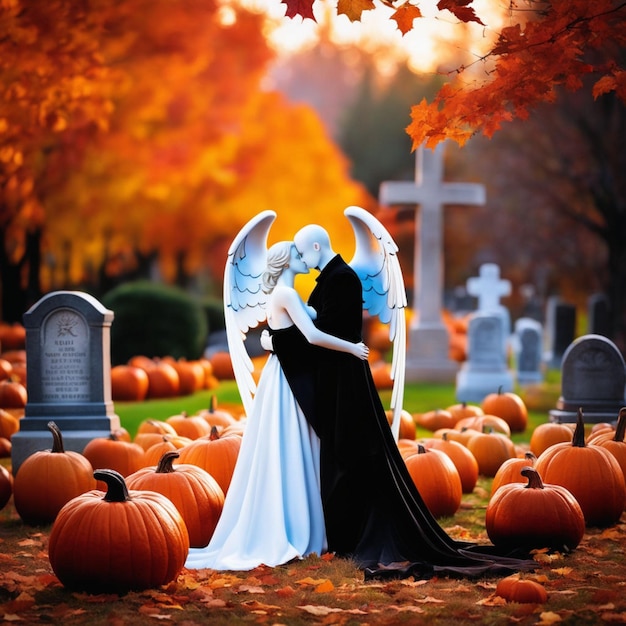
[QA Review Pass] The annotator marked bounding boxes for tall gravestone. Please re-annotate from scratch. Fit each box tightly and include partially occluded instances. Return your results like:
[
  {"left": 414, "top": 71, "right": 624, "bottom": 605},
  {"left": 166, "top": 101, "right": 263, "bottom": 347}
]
[
  {"left": 544, "top": 296, "right": 576, "bottom": 369},
  {"left": 456, "top": 311, "right": 514, "bottom": 403},
  {"left": 549, "top": 334, "right": 626, "bottom": 424},
  {"left": 512, "top": 317, "right": 544, "bottom": 385},
  {"left": 11, "top": 291, "right": 120, "bottom": 473},
  {"left": 588, "top": 293, "right": 610, "bottom": 337},
  {"left": 379, "top": 141, "right": 486, "bottom": 382}
]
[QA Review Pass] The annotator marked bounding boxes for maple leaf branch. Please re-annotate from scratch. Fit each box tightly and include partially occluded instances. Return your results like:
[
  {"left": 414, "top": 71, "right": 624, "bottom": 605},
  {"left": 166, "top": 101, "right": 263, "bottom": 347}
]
[{"left": 445, "top": 2, "right": 626, "bottom": 77}]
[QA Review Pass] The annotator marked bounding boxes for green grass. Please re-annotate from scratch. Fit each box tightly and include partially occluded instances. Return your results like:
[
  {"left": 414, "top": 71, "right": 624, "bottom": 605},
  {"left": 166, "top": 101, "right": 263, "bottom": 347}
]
[{"left": 116, "top": 372, "right": 562, "bottom": 443}]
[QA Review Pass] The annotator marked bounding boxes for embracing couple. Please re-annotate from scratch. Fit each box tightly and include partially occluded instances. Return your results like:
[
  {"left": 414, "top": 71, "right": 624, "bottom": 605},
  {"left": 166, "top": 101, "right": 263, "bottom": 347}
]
[{"left": 186, "top": 222, "right": 536, "bottom": 580}]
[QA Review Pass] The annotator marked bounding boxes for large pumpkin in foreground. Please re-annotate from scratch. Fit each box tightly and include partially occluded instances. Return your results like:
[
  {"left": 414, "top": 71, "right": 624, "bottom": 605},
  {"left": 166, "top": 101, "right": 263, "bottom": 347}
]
[
  {"left": 535, "top": 409, "right": 626, "bottom": 527},
  {"left": 13, "top": 421, "right": 96, "bottom": 524},
  {"left": 48, "top": 469, "right": 189, "bottom": 593},
  {"left": 486, "top": 466, "right": 585, "bottom": 551},
  {"left": 126, "top": 451, "right": 225, "bottom": 548}
]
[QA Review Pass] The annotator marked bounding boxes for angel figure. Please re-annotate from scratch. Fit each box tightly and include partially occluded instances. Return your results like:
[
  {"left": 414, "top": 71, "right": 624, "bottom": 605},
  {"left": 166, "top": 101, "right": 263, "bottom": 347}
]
[
  {"left": 184, "top": 232, "right": 369, "bottom": 571},
  {"left": 187, "top": 207, "right": 535, "bottom": 580}
]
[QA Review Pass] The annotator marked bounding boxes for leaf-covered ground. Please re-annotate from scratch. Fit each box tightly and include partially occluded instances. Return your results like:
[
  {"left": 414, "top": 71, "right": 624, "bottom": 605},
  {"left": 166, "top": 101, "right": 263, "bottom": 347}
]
[{"left": 2, "top": 476, "right": 626, "bottom": 625}]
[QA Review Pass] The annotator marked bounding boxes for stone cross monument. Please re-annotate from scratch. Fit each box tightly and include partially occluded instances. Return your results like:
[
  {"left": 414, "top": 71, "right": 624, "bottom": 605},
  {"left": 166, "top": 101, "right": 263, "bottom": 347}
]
[{"left": 379, "top": 142, "right": 486, "bottom": 382}]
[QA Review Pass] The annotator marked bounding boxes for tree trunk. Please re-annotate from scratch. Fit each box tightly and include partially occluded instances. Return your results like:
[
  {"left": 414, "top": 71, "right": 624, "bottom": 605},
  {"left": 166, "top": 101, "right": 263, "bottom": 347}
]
[{"left": 0, "top": 226, "right": 28, "bottom": 323}]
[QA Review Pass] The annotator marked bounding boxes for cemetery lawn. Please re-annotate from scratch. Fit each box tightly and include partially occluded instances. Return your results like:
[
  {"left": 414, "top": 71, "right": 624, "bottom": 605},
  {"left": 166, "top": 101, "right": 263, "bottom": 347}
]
[{"left": 6, "top": 375, "right": 626, "bottom": 625}]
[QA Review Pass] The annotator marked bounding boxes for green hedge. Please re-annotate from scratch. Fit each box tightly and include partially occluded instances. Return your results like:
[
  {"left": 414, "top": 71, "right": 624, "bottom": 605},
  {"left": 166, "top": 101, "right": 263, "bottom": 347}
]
[{"left": 103, "top": 281, "right": 208, "bottom": 365}]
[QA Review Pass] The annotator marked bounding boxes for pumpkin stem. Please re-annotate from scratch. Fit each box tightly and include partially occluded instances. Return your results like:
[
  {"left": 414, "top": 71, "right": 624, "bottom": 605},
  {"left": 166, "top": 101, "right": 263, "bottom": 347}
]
[
  {"left": 95, "top": 469, "right": 131, "bottom": 502},
  {"left": 47, "top": 421, "right": 65, "bottom": 454},
  {"left": 210, "top": 395, "right": 217, "bottom": 412},
  {"left": 497, "top": 386, "right": 503, "bottom": 395},
  {"left": 572, "top": 407, "right": 586, "bottom": 448},
  {"left": 109, "top": 432, "right": 120, "bottom": 442},
  {"left": 156, "top": 451, "right": 180, "bottom": 473},
  {"left": 417, "top": 443, "right": 427, "bottom": 454},
  {"left": 442, "top": 432, "right": 449, "bottom": 442},
  {"left": 524, "top": 451, "right": 536, "bottom": 463},
  {"left": 613, "top": 407, "right": 626, "bottom": 443},
  {"left": 209, "top": 425, "right": 220, "bottom": 441},
  {"left": 521, "top": 466, "right": 544, "bottom": 489}
]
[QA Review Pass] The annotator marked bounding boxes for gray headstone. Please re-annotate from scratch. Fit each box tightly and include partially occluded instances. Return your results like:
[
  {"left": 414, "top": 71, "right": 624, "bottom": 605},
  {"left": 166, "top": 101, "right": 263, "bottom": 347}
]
[
  {"left": 512, "top": 317, "right": 544, "bottom": 385},
  {"left": 456, "top": 311, "right": 514, "bottom": 403},
  {"left": 544, "top": 297, "right": 576, "bottom": 369},
  {"left": 549, "top": 334, "right": 626, "bottom": 423},
  {"left": 588, "top": 293, "right": 610, "bottom": 337},
  {"left": 11, "top": 291, "right": 120, "bottom": 473},
  {"left": 466, "top": 263, "right": 512, "bottom": 353}
]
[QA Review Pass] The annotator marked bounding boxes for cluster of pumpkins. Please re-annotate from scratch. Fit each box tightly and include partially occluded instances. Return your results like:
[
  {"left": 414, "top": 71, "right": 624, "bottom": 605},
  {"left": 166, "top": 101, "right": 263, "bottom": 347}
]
[
  {"left": 0, "top": 397, "right": 245, "bottom": 593},
  {"left": 0, "top": 331, "right": 28, "bottom": 459},
  {"left": 111, "top": 352, "right": 239, "bottom": 402},
  {"left": 400, "top": 389, "right": 626, "bottom": 565}
]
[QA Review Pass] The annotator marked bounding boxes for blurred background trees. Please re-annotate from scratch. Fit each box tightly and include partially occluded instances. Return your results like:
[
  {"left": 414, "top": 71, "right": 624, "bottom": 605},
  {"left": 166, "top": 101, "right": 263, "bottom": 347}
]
[{"left": 1, "top": 0, "right": 624, "bottom": 354}]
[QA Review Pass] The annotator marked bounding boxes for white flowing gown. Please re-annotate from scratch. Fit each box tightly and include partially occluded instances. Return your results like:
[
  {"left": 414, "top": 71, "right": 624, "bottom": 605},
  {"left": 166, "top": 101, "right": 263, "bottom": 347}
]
[{"left": 185, "top": 350, "right": 327, "bottom": 570}]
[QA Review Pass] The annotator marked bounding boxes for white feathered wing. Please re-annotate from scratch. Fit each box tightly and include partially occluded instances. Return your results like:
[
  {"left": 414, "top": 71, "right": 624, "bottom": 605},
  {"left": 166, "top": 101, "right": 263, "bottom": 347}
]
[
  {"left": 223, "top": 210, "right": 276, "bottom": 418},
  {"left": 344, "top": 206, "right": 407, "bottom": 441}
]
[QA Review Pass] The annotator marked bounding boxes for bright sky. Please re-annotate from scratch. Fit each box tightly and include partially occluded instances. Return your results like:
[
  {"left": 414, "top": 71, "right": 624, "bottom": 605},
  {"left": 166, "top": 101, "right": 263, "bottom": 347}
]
[{"left": 236, "top": 0, "right": 509, "bottom": 74}]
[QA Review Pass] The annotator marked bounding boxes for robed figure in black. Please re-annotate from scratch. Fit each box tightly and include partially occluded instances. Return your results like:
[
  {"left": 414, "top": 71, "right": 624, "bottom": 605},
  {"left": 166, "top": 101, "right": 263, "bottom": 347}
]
[{"left": 271, "top": 211, "right": 535, "bottom": 580}]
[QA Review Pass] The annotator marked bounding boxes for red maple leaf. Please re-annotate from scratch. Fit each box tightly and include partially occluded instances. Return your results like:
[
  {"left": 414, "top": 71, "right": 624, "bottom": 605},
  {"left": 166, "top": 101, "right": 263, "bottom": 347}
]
[
  {"left": 391, "top": 2, "right": 423, "bottom": 35},
  {"left": 437, "top": 0, "right": 484, "bottom": 25},
  {"left": 281, "top": 0, "right": 316, "bottom": 21}
]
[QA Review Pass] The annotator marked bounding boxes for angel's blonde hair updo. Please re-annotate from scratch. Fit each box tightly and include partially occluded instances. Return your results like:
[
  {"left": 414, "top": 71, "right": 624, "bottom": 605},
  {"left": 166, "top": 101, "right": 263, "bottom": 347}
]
[{"left": 262, "top": 241, "right": 292, "bottom": 294}]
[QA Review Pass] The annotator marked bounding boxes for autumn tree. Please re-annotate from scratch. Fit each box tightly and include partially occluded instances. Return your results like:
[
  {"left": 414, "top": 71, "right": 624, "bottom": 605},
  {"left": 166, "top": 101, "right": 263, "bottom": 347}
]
[
  {"left": 0, "top": 0, "right": 369, "bottom": 322},
  {"left": 0, "top": 0, "right": 117, "bottom": 322}
]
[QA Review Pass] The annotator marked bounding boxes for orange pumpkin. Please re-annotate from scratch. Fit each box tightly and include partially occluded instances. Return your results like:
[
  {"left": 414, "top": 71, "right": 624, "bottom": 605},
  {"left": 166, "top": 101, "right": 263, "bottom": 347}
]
[
  {"left": 143, "top": 435, "right": 192, "bottom": 466},
  {"left": 495, "top": 575, "right": 548, "bottom": 604},
  {"left": 110, "top": 365, "right": 149, "bottom": 401},
  {"left": 487, "top": 466, "right": 585, "bottom": 551},
  {"left": 0, "top": 436, "right": 11, "bottom": 458},
  {"left": 455, "top": 414, "right": 511, "bottom": 437},
  {"left": 0, "top": 379, "right": 27, "bottom": 409},
  {"left": 445, "top": 402, "right": 484, "bottom": 423},
  {"left": 490, "top": 451, "right": 537, "bottom": 496},
  {"left": 209, "top": 351, "right": 235, "bottom": 380},
  {"left": 126, "top": 451, "right": 225, "bottom": 548},
  {"left": 535, "top": 408, "right": 626, "bottom": 526},
  {"left": 433, "top": 427, "right": 476, "bottom": 447},
  {"left": 48, "top": 469, "right": 189, "bottom": 592},
  {"left": 529, "top": 421, "right": 574, "bottom": 456},
  {"left": 0, "top": 463, "right": 13, "bottom": 510},
  {"left": 414, "top": 409, "right": 457, "bottom": 432},
  {"left": 0, "top": 358, "right": 12, "bottom": 381},
  {"left": 177, "top": 426, "right": 241, "bottom": 495},
  {"left": 0, "top": 408, "right": 19, "bottom": 440},
  {"left": 420, "top": 434, "right": 479, "bottom": 494},
  {"left": 0, "top": 322, "right": 25, "bottom": 350},
  {"left": 146, "top": 360, "right": 180, "bottom": 398},
  {"left": 385, "top": 409, "right": 416, "bottom": 440},
  {"left": 13, "top": 421, "right": 96, "bottom": 524},
  {"left": 82, "top": 433, "right": 145, "bottom": 486},
  {"left": 465, "top": 429, "right": 517, "bottom": 477},
  {"left": 481, "top": 387, "right": 528, "bottom": 433},
  {"left": 404, "top": 444, "right": 462, "bottom": 518},
  {"left": 592, "top": 407, "right": 626, "bottom": 485},
  {"left": 370, "top": 361, "right": 393, "bottom": 390},
  {"left": 134, "top": 419, "right": 178, "bottom": 450},
  {"left": 198, "top": 396, "right": 236, "bottom": 429},
  {"left": 162, "top": 357, "right": 206, "bottom": 396},
  {"left": 166, "top": 411, "right": 212, "bottom": 440}
]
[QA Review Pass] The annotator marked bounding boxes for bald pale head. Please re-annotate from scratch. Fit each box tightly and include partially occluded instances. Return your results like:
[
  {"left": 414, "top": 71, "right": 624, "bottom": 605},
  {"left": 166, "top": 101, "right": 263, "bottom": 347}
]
[{"left": 294, "top": 224, "right": 335, "bottom": 271}]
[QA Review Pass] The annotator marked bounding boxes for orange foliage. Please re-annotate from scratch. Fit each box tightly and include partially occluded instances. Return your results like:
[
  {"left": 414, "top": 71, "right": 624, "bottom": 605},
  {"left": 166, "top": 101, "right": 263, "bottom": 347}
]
[
  {"left": 282, "top": 0, "right": 626, "bottom": 149},
  {"left": 1, "top": 0, "right": 369, "bottom": 298}
]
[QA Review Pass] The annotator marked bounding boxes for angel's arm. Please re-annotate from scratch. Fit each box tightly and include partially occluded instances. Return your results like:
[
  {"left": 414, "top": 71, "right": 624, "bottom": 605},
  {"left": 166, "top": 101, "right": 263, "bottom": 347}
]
[{"left": 277, "top": 288, "right": 369, "bottom": 360}]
